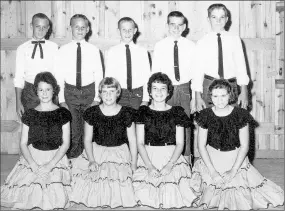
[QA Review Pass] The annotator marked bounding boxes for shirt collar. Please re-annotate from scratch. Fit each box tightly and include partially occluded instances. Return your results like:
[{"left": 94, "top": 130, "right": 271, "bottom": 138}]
[
  {"left": 167, "top": 36, "right": 183, "bottom": 43},
  {"left": 72, "top": 39, "right": 86, "bottom": 45},
  {"left": 31, "top": 38, "right": 46, "bottom": 42},
  {"left": 120, "top": 41, "right": 135, "bottom": 47}
]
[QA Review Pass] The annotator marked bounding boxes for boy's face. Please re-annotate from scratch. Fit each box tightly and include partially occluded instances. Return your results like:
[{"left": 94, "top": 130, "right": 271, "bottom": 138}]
[
  {"left": 71, "top": 18, "right": 89, "bottom": 41},
  {"left": 208, "top": 8, "right": 228, "bottom": 32},
  {"left": 168, "top": 16, "right": 186, "bottom": 40},
  {"left": 118, "top": 21, "right": 137, "bottom": 44},
  {"left": 30, "top": 18, "right": 50, "bottom": 40}
]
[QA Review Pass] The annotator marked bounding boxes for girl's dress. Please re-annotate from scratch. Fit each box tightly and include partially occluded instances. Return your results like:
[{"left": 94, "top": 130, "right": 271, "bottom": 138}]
[
  {"left": 69, "top": 105, "right": 137, "bottom": 208},
  {"left": 193, "top": 107, "right": 284, "bottom": 210},
  {"left": 1, "top": 107, "right": 72, "bottom": 210},
  {"left": 132, "top": 105, "right": 202, "bottom": 209}
]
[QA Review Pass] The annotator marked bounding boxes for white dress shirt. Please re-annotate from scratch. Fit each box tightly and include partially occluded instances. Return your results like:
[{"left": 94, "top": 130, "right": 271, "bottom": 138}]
[
  {"left": 14, "top": 39, "right": 58, "bottom": 88},
  {"left": 192, "top": 31, "right": 249, "bottom": 92},
  {"left": 55, "top": 40, "right": 103, "bottom": 103},
  {"left": 152, "top": 36, "right": 197, "bottom": 86},
  {"left": 105, "top": 41, "right": 151, "bottom": 102}
]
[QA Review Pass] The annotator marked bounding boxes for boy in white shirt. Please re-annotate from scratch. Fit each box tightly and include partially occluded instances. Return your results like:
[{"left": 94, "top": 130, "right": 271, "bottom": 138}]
[
  {"left": 55, "top": 14, "right": 103, "bottom": 159},
  {"left": 105, "top": 17, "right": 151, "bottom": 109},
  {"left": 192, "top": 3, "right": 249, "bottom": 111},
  {"left": 152, "top": 11, "right": 197, "bottom": 163},
  {"left": 14, "top": 13, "right": 58, "bottom": 118}
]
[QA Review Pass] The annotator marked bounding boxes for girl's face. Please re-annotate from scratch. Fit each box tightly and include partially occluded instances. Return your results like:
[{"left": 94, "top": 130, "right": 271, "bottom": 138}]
[
  {"left": 100, "top": 86, "right": 119, "bottom": 106},
  {"left": 211, "top": 88, "right": 229, "bottom": 109},
  {"left": 151, "top": 82, "right": 169, "bottom": 103},
  {"left": 37, "top": 82, "right": 54, "bottom": 103}
]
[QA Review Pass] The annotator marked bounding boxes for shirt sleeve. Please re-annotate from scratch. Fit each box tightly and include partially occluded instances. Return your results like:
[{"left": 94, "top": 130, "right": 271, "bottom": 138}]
[
  {"left": 93, "top": 48, "right": 103, "bottom": 102},
  {"left": 233, "top": 36, "right": 249, "bottom": 86},
  {"left": 54, "top": 48, "right": 66, "bottom": 104},
  {"left": 105, "top": 48, "right": 116, "bottom": 78},
  {"left": 141, "top": 50, "right": 151, "bottom": 102},
  {"left": 14, "top": 45, "right": 26, "bottom": 89},
  {"left": 151, "top": 43, "right": 163, "bottom": 74},
  {"left": 191, "top": 40, "right": 205, "bottom": 93}
]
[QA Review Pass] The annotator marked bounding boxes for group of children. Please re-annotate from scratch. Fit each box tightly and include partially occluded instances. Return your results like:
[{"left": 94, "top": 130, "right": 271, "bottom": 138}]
[{"left": 1, "top": 3, "right": 284, "bottom": 210}]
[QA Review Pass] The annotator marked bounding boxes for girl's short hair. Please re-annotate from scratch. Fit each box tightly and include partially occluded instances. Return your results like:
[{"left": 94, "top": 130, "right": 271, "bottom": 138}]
[
  {"left": 147, "top": 72, "right": 174, "bottom": 102},
  {"left": 33, "top": 72, "right": 60, "bottom": 103},
  {"left": 208, "top": 79, "right": 236, "bottom": 104},
  {"left": 98, "top": 77, "right": 122, "bottom": 97}
]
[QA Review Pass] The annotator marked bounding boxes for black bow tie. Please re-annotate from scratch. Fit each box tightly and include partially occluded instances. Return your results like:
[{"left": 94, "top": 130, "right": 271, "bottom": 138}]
[{"left": 31, "top": 40, "right": 45, "bottom": 59}]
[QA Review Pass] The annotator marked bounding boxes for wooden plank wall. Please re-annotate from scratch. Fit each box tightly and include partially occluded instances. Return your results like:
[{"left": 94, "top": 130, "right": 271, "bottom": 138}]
[{"left": 1, "top": 1, "right": 284, "bottom": 158}]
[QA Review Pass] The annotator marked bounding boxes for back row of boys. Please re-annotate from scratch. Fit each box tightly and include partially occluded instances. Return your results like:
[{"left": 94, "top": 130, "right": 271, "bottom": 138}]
[{"left": 14, "top": 3, "right": 249, "bottom": 163}]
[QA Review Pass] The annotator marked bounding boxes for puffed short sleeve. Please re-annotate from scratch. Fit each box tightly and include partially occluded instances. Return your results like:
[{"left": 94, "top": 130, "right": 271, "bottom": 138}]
[
  {"left": 194, "top": 109, "right": 209, "bottom": 129},
  {"left": 21, "top": 109, "right": 32, "bottom": 126},
  {"left": 174, "top": 106, "right": 192, "bottom": 128},
  {"left": 83, "top": 106, "right": 96, "bottom": 126},
  {"left": 60, "top": 107, "right": 72, "bottom": 125},
  {"left": 237, "top": 108, "right": 259, "bottom": 129},
  {"left": 124, "top": 107, "right": 137, "bottom": 128},
  {"left": 135, "top": 105, "right": 148, "bottom": 124}
]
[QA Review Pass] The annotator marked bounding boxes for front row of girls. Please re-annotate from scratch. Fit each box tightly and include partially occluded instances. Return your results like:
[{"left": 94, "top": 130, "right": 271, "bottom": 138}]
[{"left": 1, "top": 72, "right": 284, "bottom": 210}]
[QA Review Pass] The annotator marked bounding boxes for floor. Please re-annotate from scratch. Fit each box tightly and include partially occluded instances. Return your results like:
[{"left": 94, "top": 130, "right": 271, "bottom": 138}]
[{"left": 1, "top": 154, "right": 284, "bottom": 210}]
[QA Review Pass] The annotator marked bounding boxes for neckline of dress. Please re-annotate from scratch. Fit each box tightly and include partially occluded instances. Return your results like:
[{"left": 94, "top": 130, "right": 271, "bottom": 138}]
[
  {"left": 210, "top": 106, "right": 236, "bottom": 118},
  {"left": 98, "top": 105, "right": 123, "bottom": 117}
]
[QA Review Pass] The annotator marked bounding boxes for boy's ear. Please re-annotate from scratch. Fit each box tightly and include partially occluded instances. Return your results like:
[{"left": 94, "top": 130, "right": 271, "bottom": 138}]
[{"left": 30, "top": 22, "right": 33, "bottom": 30}]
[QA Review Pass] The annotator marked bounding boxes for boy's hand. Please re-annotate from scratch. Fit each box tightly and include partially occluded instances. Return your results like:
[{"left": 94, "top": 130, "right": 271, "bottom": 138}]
[
  {"left": 60, "top": 102, "right": 69, "bottom": 110},
  {"left": 195, "top": 97, "right": 206, "bottom": 112},
  {"left": 131, "top": 163, "right": 137, "bottom": 173},
  {"left": 238, "top": 92, "right": 248, "bottom": 109},
  {"left": 16, "top": 101, "right": 24, "bottom": 118},
  {"left": 30, "top": 162, "right": 39, "bottom": 173}
]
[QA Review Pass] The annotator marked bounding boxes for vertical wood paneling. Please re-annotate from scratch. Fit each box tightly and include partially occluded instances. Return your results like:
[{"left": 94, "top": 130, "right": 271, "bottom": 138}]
[
  {"left": 51, "top": 1, "right": 66, "bottom": 38},
  {"left": 0, "top": 1, "right": 283, "bottom": 156},
  {"left": 1, "top": 1, "right": 18, "bottom": 38},
  {"left": 16, "top": 1, "right": 26, "bottom": 37},
  {"left": 104, "top": 1, "right": 120, "bottom": 39}
]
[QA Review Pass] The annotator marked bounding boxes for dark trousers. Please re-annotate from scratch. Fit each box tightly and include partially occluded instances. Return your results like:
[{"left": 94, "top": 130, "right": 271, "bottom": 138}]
[
  {"left": 118, "top": 86, "right": 144, "bottom": 110},
  {"left": 202, "top": 75, "right": 239, "bottom": 107},
  {"left": 64, "top": 82, "right": 95, "bottom": 159},
  {"left": 21, "top": 81, "right": 40, "bottom": 111},
  {"left": 167, "top": 82, "right": 192, "bottom": 157}
]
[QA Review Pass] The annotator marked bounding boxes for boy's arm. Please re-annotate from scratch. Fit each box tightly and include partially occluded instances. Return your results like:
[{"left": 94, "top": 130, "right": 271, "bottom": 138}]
[
  {"left": 92, "top": 49, "right": 104, "bottom": 104},
  {"left": 54, "top": 49, "right": 67, "bottom": 107},
  {"left": 191, "top": 41, "right": 206, "bottom": 112},
  {"left": 141, "top": 50, "right": 151, "bottom": 105},
  {"left": 14, "top": 45, "right": 26, "bottom": 118},
  {"left": 234, "top": 37, "right": 249, "bottom": 109},
  {"left": 151, "top": 43, "right": 162, "bottom": 74}
]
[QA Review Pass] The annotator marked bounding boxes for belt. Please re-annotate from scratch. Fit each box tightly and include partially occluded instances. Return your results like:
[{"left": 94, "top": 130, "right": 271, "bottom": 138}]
[
  {"left": 65, "top": 82, "right": 94, "bottom": 91},
  {"left": 204, "top": 75, "right": 236, "bottom": 83},
  {"left": 146, "top": 142, "right": 176, "bottom": 146}
]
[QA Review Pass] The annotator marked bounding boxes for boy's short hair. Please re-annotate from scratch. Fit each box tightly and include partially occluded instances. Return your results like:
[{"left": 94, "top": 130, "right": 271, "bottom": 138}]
[
  {"left": 70, "top": 14, "right": 89, "bottom": 26},
  {"left": 117, "top": 17, "right": 136, "bottom": 29},
  {"left": 32, "top": 13, "right": 50, "bottom": 25},
  {"left": 99, "top": 77, "right": 122, "bottom": 96},
  {"left": 167, "top": 11, "right": 186, "bottom": 24},
  {"left": 208, "top": 79, "right": 236, "bottom": 104},
  {"left": 33, "top": 72, "right": 60, "bottom": 104},
  {"left": 207, "top": 3, "right": 229, "bottom": 18},
  {"left": 147, "top": 72, "right": 174, "bottom": 102}
]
